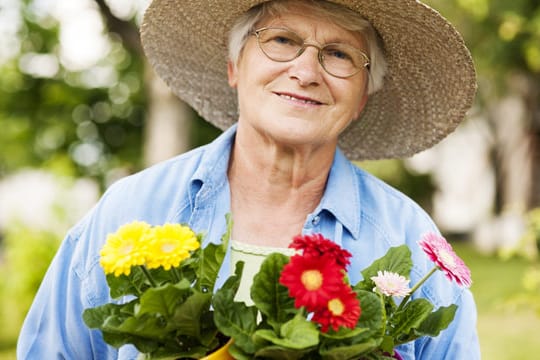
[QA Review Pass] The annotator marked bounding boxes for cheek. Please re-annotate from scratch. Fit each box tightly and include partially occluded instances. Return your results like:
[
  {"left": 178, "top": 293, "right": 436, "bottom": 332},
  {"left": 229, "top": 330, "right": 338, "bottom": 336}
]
[
  {"left": 336, "top": 88, "right": 363, "bottom": 114},
  {"left": 339, "top": 79, "right": 368, "bottom": 116}
]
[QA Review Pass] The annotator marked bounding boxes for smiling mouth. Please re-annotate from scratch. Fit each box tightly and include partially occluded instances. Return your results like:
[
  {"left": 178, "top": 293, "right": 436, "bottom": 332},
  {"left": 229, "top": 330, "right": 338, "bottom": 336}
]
[{"left": 276, "top": 92, "right": 323, "bottom": 105}]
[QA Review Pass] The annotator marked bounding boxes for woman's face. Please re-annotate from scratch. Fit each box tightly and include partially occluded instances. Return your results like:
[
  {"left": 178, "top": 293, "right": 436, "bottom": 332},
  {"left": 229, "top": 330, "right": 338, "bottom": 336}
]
[{"left": 228, "top": 10, "right": 369, "bottom": 152}]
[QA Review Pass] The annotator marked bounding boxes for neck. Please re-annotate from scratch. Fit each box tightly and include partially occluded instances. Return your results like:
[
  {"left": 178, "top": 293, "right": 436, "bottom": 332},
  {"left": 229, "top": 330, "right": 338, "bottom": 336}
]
[
  {"left": 229, "top": 124, "right": 335, "bottom": 201},
  {"left": 227, "top": 124, "right": 335, "bottom": 247}
]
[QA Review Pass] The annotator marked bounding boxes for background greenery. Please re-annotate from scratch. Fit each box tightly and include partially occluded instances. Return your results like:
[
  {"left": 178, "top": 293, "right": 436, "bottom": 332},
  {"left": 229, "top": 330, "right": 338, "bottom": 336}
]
[{"left": 1, "top": 0, "right": 540, "bottom": 359}]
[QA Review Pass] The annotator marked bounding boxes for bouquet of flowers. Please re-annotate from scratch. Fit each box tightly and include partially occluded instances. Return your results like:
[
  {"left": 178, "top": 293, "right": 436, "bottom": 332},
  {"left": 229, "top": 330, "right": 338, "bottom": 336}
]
[
  {"left": 212, "top": 232, "right": 471, "bottom": 360},
  {"left": 84, "top": 215, "right": 471, "bottom": 360},
  {"left": 83, "top": 216, "right": 233, "bottom": 359}
]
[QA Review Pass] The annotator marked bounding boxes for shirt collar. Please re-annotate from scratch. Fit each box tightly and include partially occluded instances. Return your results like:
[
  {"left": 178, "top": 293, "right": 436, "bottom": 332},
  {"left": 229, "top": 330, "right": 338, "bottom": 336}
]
[
  {"left": 188, "top": 124, "right": 237, "bottom": 206},
  {"left": 316, "top": 148, "right": 361, "bottom": 240},
  {"left": 188, "top": 124, "right": 361, "bottom": 239}
]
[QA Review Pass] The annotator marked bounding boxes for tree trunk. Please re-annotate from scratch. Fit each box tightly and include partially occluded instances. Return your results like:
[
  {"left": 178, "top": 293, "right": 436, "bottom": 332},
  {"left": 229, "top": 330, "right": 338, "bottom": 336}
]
[
  {"left": 95, "top": 0, "right": 193, "bottom": 167},
  {"left": 143, "top": 66, "right": 193, "bottom": 166},
  {"left": 526, "top": 76, "right": 540, "bottom": 208}
]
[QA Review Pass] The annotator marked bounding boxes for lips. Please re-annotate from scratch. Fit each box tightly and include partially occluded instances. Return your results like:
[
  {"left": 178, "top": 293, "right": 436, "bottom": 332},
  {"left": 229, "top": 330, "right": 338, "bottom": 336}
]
[{"left": 275, "top": 92, "right": 323, "bottom": 105}]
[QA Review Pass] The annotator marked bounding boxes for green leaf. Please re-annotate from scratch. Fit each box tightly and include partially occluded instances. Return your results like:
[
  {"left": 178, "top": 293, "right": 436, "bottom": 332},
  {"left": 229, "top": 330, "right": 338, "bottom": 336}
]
[
  {"left": 319, "top": 327, "right": 370, "bottom": 341},
  {"left": 254, "top": 313, "right": 319, "bottom": 350},
  {"left": 83, "top": 301, "right": 134, "bottom": 329},
  {"left": 84, "top": 280, "right": 217, "bottom": 357},
  {"left": 213, "top": 262, "right": 258, "bottom": 354},
  {"left": 101, "top": 333, "right": 158, "bottom": 354},
  {"left": 170, "top": 290, "right": 213, "bottom": 338},
  {"left": 106, "top": 267, "right": 149, "bottom": 298},
  {"left": 151, "top": 265, "right": 195, "bottom": 285},
  {"left": 254, "top": 345, "right": 315, "bottom": 360},
  {"left": 359, "top": 246, "right": 413, "bottom": 289},
  {"left": 396, "top": 304, "right": 458, "bottom": 343},
  {"left": 379, "top": 335, "right": 395, "bottom": 354},
  {"left": 417, "top": 304, "right": 457, "bottom": 335},
  {"left": 318, "top": 338, "right": 379, "bottom": 360},
  {"left": 388, "top": 298, "right": 433, "bottom": 338},
  {"left": 355, "top": 290, "right": 384, "bottom": 334},
  {"left": 196, "top": 214, "right": 232, "bottom": 292},
  {"left": 102, "top": 313, "right": 171, "bottom": 341},
  {"left": 150, "top": 343, "right": 209, "bottom": 360},
  {"left": 251, "top": 253, "right": 295, "bottom": 330},
  {"left": 99, "top": 311, "right": 213, "bottom": 357},
  {"left": 318, "top": 291, "right": 383, "bottom": 359},
  {"left": 137, "top": 279, "right": 192, "bottom": 318},
  {"left": 228, "top": 343, "right": 253, "bottom": 360}
]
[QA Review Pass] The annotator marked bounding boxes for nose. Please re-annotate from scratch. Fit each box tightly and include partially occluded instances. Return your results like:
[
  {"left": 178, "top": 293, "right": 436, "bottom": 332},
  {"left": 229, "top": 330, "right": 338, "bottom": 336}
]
[{"left": 287, "top": 45, "right": 323, "bottom": 86}]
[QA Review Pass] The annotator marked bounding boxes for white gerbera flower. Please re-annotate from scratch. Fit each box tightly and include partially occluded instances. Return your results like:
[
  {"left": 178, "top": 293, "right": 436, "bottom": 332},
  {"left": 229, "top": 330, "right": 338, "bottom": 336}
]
[{"left": 371, "top": 270, "right": 411, "bottom": 297}]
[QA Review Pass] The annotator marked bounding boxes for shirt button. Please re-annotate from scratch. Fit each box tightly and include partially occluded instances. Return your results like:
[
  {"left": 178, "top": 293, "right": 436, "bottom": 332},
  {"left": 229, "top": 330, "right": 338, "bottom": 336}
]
[{"left": 312, "top": 215, "right": 320, "bottom": 225}]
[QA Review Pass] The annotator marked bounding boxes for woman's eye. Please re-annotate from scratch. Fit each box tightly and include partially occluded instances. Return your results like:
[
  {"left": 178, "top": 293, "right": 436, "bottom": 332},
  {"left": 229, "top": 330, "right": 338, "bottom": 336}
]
[
  {"left": 272, "top": 35, "right": 295, "bottom": 45},
  {"left": 326, "top": 48, "right": 351, "bottom": 60}
]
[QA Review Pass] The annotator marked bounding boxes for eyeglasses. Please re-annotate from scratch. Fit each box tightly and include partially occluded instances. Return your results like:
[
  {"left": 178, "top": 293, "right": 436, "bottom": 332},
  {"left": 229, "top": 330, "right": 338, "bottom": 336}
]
[{"left": 252, "top": 27, "right": 370, "bottom": 79}]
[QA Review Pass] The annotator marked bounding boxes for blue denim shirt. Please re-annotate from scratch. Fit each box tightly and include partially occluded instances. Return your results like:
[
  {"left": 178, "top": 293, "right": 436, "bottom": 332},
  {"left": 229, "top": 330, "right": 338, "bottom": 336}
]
[{"left": 18, "top": 124, "right": 480, "bottom": 359}]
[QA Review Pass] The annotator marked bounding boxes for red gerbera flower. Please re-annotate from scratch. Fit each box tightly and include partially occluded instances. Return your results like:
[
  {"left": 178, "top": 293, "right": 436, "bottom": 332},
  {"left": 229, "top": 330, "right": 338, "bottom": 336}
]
[
  {"left": 289, "top": 233, "right": 352, "bottom": 268},
  {"left": 418, "top": 232, "right": 472, "bottom": 287},
  {"left": 311, "top": 287, "right": 361, "bottom": 332},
  {"left": 279, "top": 254, "right": 345, "bottom": 310}
]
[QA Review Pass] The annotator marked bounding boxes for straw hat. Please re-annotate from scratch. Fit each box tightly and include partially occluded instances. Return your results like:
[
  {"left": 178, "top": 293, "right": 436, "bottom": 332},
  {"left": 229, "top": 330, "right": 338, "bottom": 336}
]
[{"left": 141, "top": 0, "right": 476, "bottom": 160}]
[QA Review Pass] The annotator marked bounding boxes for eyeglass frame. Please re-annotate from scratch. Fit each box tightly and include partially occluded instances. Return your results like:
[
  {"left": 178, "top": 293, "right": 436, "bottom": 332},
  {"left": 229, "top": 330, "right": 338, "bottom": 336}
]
[{"left": 251, "top": 26, "right": 371, "bottom": 79}]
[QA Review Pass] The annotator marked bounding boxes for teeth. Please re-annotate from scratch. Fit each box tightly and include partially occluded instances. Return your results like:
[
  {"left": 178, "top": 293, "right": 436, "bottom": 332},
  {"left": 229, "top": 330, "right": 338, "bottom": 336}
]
[{"left": 280, "top": 94, "right": 320, "bottom": 105}]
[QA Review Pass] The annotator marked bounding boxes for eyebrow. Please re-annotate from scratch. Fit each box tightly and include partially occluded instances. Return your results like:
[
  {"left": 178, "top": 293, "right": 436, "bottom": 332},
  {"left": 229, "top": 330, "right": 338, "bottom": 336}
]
[{"left": 262, "top": 23, "right": 364, "bottom": 49}]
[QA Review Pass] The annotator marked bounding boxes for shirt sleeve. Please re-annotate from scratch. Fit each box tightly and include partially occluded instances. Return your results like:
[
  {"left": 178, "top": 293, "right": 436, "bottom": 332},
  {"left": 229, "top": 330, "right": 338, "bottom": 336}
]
[{"left": 16, "top": 225, "right": 117, "bottom": 359}]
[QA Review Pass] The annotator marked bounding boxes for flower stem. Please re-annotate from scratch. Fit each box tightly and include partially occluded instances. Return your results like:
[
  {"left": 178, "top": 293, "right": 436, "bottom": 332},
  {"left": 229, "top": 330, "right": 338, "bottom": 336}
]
[
  {"left": 378, "top": 292, "right": 387, "bottom": 337},
  {"left": 172, "top": 267, "right": 182, "bottom": 283},
  {"left": 140, "top": 266, "right": 158, "bottom": 287},
  {"left": 397, "top": 266, "right": 438, "bottom": 312}
]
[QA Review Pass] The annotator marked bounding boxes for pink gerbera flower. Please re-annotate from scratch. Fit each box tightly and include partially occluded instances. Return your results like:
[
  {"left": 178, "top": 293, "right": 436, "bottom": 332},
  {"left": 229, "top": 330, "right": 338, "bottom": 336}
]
[
  {"left": 418, "top": 233, "right": 472, "bottom": 287},
  {"left": 371, "top": 271, "right": 411, "bottom": 297},
  {"left": 289, "top": 233, "right": 352, "bottom": 268}
]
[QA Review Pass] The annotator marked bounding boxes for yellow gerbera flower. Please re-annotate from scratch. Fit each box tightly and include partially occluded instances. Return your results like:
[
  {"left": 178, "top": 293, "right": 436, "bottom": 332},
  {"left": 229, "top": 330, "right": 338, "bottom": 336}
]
[
  {"left": 145, "top": 223, "right": 200, "bottom": 270},
  {"left": 99, "top": 221, "right": 150, "bottom": 276}
]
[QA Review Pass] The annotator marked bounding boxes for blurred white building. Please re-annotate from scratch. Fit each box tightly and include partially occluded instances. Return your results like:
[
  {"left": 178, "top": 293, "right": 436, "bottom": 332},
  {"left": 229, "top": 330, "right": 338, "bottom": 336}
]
[{"left": 407, "top": 95, "right": 530, "bottom": 253}]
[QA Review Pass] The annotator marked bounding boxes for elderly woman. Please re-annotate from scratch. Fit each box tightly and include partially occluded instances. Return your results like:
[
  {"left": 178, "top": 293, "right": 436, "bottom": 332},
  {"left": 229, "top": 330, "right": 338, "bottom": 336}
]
[{"left": 18, "top": 0, "right": 479, "bottom": 359}]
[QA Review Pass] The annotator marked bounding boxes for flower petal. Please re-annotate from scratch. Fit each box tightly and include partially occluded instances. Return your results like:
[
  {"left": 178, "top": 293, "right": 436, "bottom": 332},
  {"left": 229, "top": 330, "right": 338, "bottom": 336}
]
[{"left": 418, "top": 233, "right": 472, "bottom": 287}]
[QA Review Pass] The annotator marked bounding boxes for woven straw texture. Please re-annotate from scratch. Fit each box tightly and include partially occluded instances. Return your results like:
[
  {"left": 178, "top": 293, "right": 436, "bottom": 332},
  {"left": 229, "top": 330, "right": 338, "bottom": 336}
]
[{"left": 141, "top": 0, "right": 476, "bottom": 160}]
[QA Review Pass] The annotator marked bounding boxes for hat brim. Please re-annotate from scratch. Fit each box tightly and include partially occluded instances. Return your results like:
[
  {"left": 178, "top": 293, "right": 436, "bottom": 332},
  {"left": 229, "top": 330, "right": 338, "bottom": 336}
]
[{"left": 141, "top": 0, "right": 476, "bottom": 160}]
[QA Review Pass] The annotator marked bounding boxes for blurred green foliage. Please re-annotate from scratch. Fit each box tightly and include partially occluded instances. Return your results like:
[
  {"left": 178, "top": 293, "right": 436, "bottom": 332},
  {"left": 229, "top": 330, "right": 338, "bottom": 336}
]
[
  {"left": 499, "top": 208, "right": 540, "bottom": 317},
  {"left": 357, "top": 160, "right": 435, "bottom": 212},
  {"left": 520, "top": 208, "right": 540, "bottom": 257},
  {"left": 503, "top": 208, "right": 540, "bottom": 316},
  {"left": 2, "top": 0, "right": 539, "bottom": 183},
  {"left": 0, "top": 1, "right": 222, "bottom": 187},
  {"left": 452, "top": 242, "right": 540, "bottom": 359},
  {"left": 0, "top": 224, "right": 62, "bottom": 344},
  {"left": 0, "top": 2, "right": 146, "bottom": 185},
  {"left": 426, "top": 0, "right": 540, "bottom": 94}
]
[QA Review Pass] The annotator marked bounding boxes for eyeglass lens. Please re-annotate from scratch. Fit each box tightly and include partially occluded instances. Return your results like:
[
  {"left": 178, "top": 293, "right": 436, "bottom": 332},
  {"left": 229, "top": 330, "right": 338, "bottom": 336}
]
[{"left": 254, "top": 27, "right": 369, "bottom": 78}]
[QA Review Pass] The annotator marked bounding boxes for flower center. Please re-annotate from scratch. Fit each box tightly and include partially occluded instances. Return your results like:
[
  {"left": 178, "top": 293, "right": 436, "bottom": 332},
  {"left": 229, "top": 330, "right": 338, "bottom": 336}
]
[
  {"left": 439, "top": 250, "right": 456, "bottom": 268},
  {"left": 328, "top": 298, "right": 344, "bottom": 316},
  {"left": 301, "top": 269, "right": 323, "bottom": 291},
  {"left": 161, "top": 242, "right": 176, "bottom": 253},
  {"left": 120, "top": 243, "right": 134, "bottom": 255}
]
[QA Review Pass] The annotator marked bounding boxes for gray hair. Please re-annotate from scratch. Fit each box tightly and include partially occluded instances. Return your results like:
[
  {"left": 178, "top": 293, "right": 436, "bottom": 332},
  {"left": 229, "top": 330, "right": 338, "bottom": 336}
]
[{"left": 228, "top": 0, "right": 387, "bottom": 94}]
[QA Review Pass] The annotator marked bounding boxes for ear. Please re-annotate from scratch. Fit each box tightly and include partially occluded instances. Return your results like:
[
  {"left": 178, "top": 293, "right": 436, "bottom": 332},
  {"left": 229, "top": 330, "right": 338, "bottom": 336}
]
[
  {"left": 352, "top": 92, "right": 369, "bottom": 121},
  {"left": 227, "top": 60, "right": 238, "bottom": 88}
]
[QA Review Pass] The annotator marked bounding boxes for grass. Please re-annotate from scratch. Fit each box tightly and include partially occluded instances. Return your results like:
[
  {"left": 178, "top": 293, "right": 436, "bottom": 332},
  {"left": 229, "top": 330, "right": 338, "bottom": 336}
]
[
  {"left": 1, "top": 242, "right": 539, "bottom": 359},
  {"left": 452, "top": 242, "right": 540, "bottom": 359}
]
